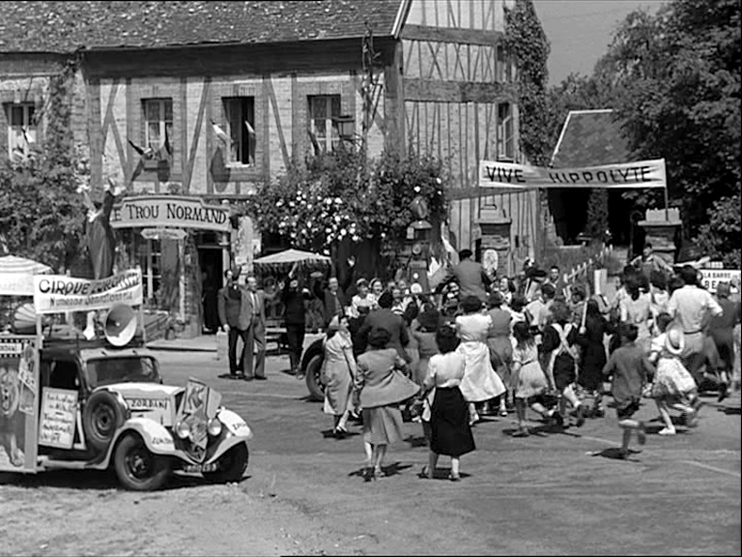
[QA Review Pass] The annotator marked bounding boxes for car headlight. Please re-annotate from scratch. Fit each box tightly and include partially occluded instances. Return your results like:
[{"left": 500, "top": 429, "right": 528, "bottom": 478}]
[
  {"left": 207, "top": 418, "right": 222, "bottom": 437},
  {"left": 175, "top": 420, "right": 191, "bottom": 439}
]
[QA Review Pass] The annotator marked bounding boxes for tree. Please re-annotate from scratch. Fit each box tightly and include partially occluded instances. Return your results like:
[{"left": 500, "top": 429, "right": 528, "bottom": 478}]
[
  {"left": 595, "top": 0, "right": 741, "bottom": 264},
  {"left": 0, "top": 60, "right": 88, "bottom": 273},
  {"left": 243, "top": 147, "right": 450, "bottom": 276}
]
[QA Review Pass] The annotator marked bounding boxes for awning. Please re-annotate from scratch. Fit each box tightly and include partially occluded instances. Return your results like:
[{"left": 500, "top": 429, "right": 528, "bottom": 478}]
[
  {"left": 0, "top": 255, "right": 53, "bottom": 296},
  {"left": 253, "top": 249, "right": 331, "bottom": 273}
]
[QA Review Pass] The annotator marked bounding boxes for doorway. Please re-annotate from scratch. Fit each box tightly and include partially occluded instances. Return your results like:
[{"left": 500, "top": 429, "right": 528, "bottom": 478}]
[{"left": 198, "top": 234, "right": 224, "bottom": 334}]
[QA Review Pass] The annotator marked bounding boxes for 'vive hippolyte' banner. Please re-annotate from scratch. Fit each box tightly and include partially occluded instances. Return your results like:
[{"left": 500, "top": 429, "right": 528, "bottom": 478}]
[
  {"left": 478, "top": 159, "right": 667, "bottom": 189},
  {"left": 33, "top": 269, "right": 143, "bottom": 314}
]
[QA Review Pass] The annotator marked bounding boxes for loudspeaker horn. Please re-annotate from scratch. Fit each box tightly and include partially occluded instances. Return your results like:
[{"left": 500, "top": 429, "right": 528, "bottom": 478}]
[{"left": 104, "top": 304, "right": 137, "bottom": 347}]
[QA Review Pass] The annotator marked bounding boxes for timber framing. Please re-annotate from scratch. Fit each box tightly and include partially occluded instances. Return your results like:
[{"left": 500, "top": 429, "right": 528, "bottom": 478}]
[
  {"left": 401, "top": 24, "right": 502, "bottom": 46},
  {"left": 403, "top": 77, "right": 517, "bottom": 103}
]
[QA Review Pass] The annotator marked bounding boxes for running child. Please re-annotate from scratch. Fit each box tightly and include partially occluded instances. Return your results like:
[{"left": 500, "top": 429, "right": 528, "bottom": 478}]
[
  {"left": 649, "top": 316, "right": 702, "bottom": 435},
  {"left": 602, "top": 323, "right": 653, "bottom": 458}
]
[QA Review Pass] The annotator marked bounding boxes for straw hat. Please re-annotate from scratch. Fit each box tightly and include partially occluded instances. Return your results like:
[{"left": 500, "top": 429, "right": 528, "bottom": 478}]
[{"left": 664, "top": 324, "right": 685, "bottom": 356}]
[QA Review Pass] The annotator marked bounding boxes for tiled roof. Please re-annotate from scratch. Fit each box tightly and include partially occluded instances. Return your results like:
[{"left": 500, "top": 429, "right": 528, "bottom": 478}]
[
  {"left": 550, "top": 109, "right": 631, "bottom": 168},
  {"left": 0, "top": 0, "right": 402, "bottom": 53}
]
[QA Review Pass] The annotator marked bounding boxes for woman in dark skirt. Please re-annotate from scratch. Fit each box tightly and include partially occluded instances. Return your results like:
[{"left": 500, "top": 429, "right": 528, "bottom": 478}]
[{"left": 418, "top": 326, "right": 476, "bottom": 481}]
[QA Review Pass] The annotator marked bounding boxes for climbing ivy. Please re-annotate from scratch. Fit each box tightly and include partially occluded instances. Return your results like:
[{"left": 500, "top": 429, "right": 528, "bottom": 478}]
[
  {"left": 503, "top": 0, "right": 551, "bottom": 166},
  {"left": 0, "top": 54, "right": 89, "bottom": 274}
]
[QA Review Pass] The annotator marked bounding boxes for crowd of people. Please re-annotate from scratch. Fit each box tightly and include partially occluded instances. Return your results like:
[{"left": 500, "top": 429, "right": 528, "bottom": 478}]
[{"left": 234, "top": 245, "right": 741, "bottom": 477}]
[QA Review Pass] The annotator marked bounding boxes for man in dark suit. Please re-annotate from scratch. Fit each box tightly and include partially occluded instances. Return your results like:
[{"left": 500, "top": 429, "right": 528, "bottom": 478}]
[
  {"left": 217, "top": 266, "right": 251, "bottom": 379},
  {"left": 243, "top": 274, "right": 269, "bottom": 380},
  {"left": 434, "top": 248, "right": 491, "bottom": 303},
  {"left": 356, "top": 291, "right": 410, "bottom": 361}
]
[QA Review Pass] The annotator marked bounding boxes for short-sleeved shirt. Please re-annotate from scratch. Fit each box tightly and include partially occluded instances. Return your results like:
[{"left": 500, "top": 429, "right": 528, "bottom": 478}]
[
  {"left": 423, "top": 352, "right": 466, "bottom": 389},
  {"left": 667, "top": 285, "right": 723, "bottom": 334},
  {"left": 603, "top": 342, "right": 652, "bottom": 404}
]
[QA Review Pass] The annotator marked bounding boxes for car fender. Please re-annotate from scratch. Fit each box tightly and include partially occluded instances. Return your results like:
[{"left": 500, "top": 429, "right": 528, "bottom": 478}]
[
  {"left": 300, "top": 338, "right": 324, "bottom": 371},
  {"left": 111, "top": 418, "right": 179, "bottom": 456},
  {"left": 217, "top": 409, "right": 253, "bottom": 440}
]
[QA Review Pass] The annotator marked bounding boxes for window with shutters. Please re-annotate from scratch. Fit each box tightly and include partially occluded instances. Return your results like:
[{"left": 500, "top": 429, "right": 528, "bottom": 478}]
[
  {"left": 223, "top": 97, "right": 256, "bottom": 165},
  {"left": 307, "top": 95, "right": 341, "bottom": 153},
  {"left": 5, "top": 103, "right": 37, "bottom": 159}
]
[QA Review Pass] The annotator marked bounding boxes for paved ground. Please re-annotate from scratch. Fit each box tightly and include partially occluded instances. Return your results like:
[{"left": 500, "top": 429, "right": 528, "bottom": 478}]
[{"left": 2, "top": 346, "right": 740, "bottom": 556}]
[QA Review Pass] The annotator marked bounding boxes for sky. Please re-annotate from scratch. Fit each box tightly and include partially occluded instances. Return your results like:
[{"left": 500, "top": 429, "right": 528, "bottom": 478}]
[{"left": 531, "top": 0, "right": 666, "bottom": 84}]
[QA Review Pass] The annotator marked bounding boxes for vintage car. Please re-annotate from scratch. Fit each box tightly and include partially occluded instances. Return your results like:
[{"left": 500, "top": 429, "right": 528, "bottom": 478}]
[
  {"left": 33, "top": 338, "right": 253, "bottom": 491},
  {"left": 300, "top": 337, "right": 327, "bottom": 402}
]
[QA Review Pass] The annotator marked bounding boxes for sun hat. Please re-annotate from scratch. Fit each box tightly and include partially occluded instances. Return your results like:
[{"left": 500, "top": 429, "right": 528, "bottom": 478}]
[{"left": 664, "top": 324, "right": 685, "bottom": 356}]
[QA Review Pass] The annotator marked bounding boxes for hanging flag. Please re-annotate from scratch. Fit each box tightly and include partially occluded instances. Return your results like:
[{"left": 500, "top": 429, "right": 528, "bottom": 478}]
[
  {"left": 157, "top": 126, "right": 172, "bottom": 160},
  {"left": 127, "top": 138, "right": 154, "bottom": 160},
  {"left": 211, "top": 120, "right": 231, "bottom": 145}
]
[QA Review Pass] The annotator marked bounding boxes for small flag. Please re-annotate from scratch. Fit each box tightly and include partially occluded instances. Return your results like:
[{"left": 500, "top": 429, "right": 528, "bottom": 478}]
[
  {"left": 157, "top": 126, "right": 172, "bottom": 160},
  {"left": 244, "top": 119, "right": 255, "bottom": 136},
  {"left": 211, "top": 120, "right": 231, "bottom": 145},
  {"left": 128, "top": 138, "right": 154, "bottom": 159}
]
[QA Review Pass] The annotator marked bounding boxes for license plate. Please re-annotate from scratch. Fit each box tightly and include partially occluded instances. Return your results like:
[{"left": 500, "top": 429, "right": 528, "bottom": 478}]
[{"left": 183, "top": 462, "right": 218, "bottom": 474}]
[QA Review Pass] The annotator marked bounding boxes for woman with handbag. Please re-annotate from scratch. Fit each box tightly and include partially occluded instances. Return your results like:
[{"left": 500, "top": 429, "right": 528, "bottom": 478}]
[
  {"left": 419, "top": 326, "right": 475, "bottom": 481},
  {"left": 353, "top": 327, "right": 421, "bottom": 481},
  {"left": 322, "top": 315, "right": 357, "bottom": 438}
]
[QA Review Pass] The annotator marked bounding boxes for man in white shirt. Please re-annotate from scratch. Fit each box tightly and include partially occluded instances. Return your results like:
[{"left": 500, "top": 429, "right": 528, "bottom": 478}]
[{"left": 667, "top": 266, "right": 724, "bottom": 393}]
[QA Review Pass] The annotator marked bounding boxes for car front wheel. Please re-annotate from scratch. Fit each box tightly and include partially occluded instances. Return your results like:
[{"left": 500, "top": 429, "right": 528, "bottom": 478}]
[
  {"left": 113, "top": 434, "right": 171, "bottom": 491},
  {"left": 203, "top": 442, "right": 249, "bottom": 484},
  {"left": 304, "top": 354, "right": 325, "bottom": 402}
]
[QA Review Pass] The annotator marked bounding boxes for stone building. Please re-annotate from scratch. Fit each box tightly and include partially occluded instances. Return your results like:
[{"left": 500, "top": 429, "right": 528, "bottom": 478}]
[{"left": 0, "top": 0, "right": 539, "bottom": 336}]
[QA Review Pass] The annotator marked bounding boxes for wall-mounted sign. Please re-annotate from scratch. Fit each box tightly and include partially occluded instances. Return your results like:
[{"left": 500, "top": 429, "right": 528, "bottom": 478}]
[
  {"left": 699, "top": 269, "right": 741, "bottom": 294},
  {"left": 141, "top": 228, "right": 188, "bottom": 241},
  {"left": 110, "top": 196, "right": 231, "bottom": 232}
]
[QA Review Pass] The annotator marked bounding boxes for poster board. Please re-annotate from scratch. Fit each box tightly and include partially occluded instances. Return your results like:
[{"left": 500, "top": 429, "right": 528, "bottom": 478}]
[
  {"left": 175, "top": 378, "right": 222, "bottom": 453},
  {"left": 38, "top": 388, "right": 78, "bottom": 449},
  {"left": 0, "top": 336, "right": 39, "bottom": 473},
  {"left": 699, "top": 269, "right": 741, "bottom": 294}
]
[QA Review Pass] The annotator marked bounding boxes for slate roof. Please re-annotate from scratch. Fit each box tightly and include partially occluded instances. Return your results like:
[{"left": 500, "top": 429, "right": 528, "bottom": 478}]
[
  {"left": 0, "top": 0, "right": 403, "bottom": 53},
  {"left": 550, "top": 109, "right": 631, "bottom": 168}
]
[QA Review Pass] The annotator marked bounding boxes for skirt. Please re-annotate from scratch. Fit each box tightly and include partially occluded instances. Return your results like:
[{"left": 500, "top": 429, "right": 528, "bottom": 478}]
[
  {"left": 430, "top": 387, "right": 476, "bottom": 457},
  {"left": 362, "top": 405, "right": 405, "bottom": 445},
  {"left": 514, "top": 360, "right": 549, "bottom": 400},
  {"left": 487, "top": 335, "right": 513, "bottom": 387},
  {"left": 651, "top": 357, "right": 697, "bottom": 399}
]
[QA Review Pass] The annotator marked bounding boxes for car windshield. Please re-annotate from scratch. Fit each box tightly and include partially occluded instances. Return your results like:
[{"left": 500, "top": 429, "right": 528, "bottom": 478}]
[{"left": 86, "top": 357, "right": 160, "bottom": 388}]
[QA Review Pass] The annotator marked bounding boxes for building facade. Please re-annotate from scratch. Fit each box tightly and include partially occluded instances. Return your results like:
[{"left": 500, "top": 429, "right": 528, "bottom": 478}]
[{"left": 0, "top": 0, "right": 539, "bottom": 336}]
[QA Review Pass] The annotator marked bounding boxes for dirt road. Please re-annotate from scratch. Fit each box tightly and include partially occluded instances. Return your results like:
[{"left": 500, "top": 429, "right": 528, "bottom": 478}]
[{"left": 2, "top": 348, "right": 740, "bottom": 556}]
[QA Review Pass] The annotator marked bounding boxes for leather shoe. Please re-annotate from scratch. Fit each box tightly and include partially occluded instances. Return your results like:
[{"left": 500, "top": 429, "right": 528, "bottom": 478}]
[
  {"left": 243, "top": 375, "right": 253, "bottom": 381},
  {"left": 254, "top": 375, "right": 267, "bottom": 380}
]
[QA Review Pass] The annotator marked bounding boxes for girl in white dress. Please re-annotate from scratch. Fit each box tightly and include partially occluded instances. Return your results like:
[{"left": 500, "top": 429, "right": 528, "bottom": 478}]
[{"left": 455, "top": 296, "right": 506, "bottom": 425}]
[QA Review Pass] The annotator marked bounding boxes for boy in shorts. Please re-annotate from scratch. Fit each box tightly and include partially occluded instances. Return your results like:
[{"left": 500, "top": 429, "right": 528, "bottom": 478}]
[{"left": 603, "top": 323, "right": 655, "bottom": 458}]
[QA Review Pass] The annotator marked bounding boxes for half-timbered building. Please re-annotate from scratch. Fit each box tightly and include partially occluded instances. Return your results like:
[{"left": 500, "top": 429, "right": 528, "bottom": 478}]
[{"left": 0, "top": 0, "right": 540, "bottom": 336}]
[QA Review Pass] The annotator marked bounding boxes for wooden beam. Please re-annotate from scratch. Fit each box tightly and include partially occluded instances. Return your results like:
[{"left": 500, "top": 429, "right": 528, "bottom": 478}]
[
  {"left": 447, "top": 186, "right": 528, "bottom": 201},
  {"left": 401, "top": 24, "right": 502, "bottom": 46},
  {"left": 404, "top": 78, "right": 517, "bottom": 103}
]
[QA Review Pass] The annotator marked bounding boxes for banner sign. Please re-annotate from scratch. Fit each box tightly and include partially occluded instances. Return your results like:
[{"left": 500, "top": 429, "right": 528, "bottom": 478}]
[
  {"left": 478, "top": 159, "right": 667, "bottom": 189},
  {"left": 33, "top": 268, "right": 143, "bottom": 314},
  {"left": 111, "top": 196, "right": 231, "bottom": 232},
  {"left": 0, "top": 336, "right": 39, "bottom": 473},
  {"left": 699, "top": 269, "right": 741, "bottom": 294},
  {"left": 141, "top": 228, "right": 188, "bottom": 241}
]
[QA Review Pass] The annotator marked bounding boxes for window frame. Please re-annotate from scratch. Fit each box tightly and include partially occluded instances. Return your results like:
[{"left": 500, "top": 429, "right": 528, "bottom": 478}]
[
  {"left": 5, "top": 102, "right": 37, "bottom": 159},
  {"left": 307, "top": 95, "right": 342, "bottom": 153},
  {"left": 222, "top": 96, "right": 256, "bottom": 167},
  {"left": 142, "top": 98, "right": 173, "bottom": 153},
  {"left": 497, "top": 102, "right": 515, "bottom": 161}
]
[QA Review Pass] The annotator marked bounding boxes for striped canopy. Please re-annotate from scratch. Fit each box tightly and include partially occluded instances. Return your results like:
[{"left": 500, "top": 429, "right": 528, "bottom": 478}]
[
  {"left": 0, "top": 255, "right": 53, "bottom": 296},
  {"left": 253, "top": 249, "right": 331, "bottom": 273}
]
